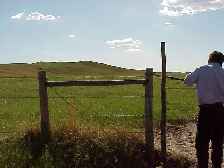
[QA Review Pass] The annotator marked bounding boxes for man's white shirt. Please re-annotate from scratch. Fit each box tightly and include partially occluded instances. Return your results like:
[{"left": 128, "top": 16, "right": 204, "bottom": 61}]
[{"left": 184, "top": 63, "right": 224, "bottom": 105}]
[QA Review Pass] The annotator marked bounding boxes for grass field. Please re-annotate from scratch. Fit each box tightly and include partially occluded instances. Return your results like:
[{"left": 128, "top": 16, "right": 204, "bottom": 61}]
[
  {"left": 0, "top": 61, "right": 197, "bottom": 136},
  {"left": 0, "top": 61, "right": 197, "bottom": 167}
]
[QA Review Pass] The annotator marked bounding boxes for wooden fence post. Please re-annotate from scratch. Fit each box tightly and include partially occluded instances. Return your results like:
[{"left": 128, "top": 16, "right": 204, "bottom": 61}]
[
  {"left": 144, "top": 68, "right": 155, "bottom": 168},
  {"left": 161, "top": 42, "right": 167, "bottom": 163},
  {"left": 38, "top": 71, "right": 50, "bottom": 143}
]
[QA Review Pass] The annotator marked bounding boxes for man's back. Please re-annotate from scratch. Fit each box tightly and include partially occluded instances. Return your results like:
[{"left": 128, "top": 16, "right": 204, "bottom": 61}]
[
  {"left": 184, "top": 63, "right": 224, "bottom": 105},
  {"left": 184, "top": 51, "right": 224, "bottom": 168}
]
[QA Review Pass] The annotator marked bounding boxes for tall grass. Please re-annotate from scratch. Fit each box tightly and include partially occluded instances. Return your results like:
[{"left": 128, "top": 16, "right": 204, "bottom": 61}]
[{"left": 0, "top": 126, "right": 192, "bottom": 168}]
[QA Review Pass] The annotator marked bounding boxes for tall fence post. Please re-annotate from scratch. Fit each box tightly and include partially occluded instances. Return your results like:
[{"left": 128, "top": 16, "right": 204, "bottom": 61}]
[
  {"left": 161, "top": 42, "right": 167, "bottom": 163},
  {"left": 144, "top": 68, "right": 154, "bottom": 168},
  {"left": 38, "top": 71, "right": 50, "bottom": 143}
]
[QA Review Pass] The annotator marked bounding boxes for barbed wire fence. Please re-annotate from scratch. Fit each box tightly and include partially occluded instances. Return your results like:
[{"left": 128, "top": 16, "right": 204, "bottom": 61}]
[
  {"left": 0, "top": 73, "right": 197, "bottom": 139},
  {"left": 0, "top": 77, "right": 36, "bottom": 136},
  {"left": 49, "top": 87, "right": 146, "bottom": 132}
]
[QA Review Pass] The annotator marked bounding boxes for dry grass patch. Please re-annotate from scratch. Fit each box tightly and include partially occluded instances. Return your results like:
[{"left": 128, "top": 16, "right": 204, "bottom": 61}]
[{"left": 15, "top": 126, "right": 193, "bottom": 168}]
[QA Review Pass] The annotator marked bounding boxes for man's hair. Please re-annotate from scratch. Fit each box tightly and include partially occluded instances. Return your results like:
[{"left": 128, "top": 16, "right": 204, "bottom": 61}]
[{"left": 208, "top": 51, "right": 224, "bottom": 65}]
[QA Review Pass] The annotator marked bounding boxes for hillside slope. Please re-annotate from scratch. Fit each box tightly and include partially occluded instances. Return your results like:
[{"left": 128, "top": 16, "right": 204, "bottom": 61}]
[{"left": 0, "top": 61, "right": 144, "bottom": 78}]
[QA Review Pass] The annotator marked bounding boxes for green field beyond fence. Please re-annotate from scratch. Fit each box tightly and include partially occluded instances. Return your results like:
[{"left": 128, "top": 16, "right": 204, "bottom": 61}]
[{"left": 0, "top": 61, "right": 197, "bottom": 137}]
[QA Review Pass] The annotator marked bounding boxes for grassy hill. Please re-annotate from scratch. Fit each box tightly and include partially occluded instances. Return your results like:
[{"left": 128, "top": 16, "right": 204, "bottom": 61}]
[{"left": 0, "top": 61, "right": 144, "bottom": 78}]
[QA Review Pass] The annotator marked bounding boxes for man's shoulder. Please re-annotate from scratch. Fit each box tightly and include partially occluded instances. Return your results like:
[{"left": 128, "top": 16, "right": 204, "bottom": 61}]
[
  {"left": 196, "top": 65, "right": 213, "bottom": 71},
  {"left": 196, "top": 64, "right": 224, "bottom": 75},
  {"left": 189, "top": 65, "right": 210, "bottom": 75},
  {"left": 198, "top": 64, "right": 210, "bottom": 69},
  {"left": 190, "top": 66, "right": 205, "bottom": 73}
]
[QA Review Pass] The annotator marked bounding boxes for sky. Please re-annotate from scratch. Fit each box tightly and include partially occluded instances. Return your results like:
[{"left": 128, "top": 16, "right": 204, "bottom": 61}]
[{"left": 1, "top": 0, "right": 224, "bottom": 72}]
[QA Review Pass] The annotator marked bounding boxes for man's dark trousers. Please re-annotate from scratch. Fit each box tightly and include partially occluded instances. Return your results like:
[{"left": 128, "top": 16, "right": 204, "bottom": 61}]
[{"left": 196, "top": 103, "right": 224, "bottom": 168}]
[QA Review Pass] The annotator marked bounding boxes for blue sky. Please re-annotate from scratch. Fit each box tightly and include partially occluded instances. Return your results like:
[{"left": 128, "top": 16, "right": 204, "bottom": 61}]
[{"left": 1, "top": 0, "right": 224, "bottom": 71}]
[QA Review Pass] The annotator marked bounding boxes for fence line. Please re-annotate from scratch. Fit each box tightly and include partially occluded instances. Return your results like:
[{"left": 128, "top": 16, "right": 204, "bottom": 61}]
[
  {"left": 0, "top": 88, "right": 194, "bottom": 100},
  {"left": 52, "top": 89, "right": 145, "bottom": 119},
  {"left": 47, "top": 79, "right": 146, "bottom": 87},
  {"left": 153, "top": 74, "right": 185, "bottom": 81},
  {"left": 52, "top": 88, "right": 77, "bottom": 110},
  {"left": 166, "top": 76, "right": 184, "bottom": 81},
  {"left": 0, "top": 95, "right": 146, "bottom": 100},
  {"left": 0, "top": 73, "right": 185, "bottom": 80},
  {"left": 38, "top": 68, "right": 155, "bottom": 167},
  {"left": 0, "top": 76, "right": 36, "bottom": 79},
  {"left": 167, "top": 87, "right": 195, "bottom": 90},
  {"left": 44, "top": 86, "right": 146, "bottom": 122}
]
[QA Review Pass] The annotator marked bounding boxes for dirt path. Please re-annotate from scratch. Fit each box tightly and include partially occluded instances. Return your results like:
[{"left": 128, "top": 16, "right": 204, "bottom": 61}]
[
  {"left": 154, "top": 123, "right": 197, "bottom": 167},
  {"left": 155, "top": 122, "right": 224, "bottom": 168}
]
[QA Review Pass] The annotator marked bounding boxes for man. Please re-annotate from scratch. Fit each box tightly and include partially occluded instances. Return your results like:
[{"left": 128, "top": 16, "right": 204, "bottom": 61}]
[{"left": 184, "top": 51, "right": 224, "bottom": 168}]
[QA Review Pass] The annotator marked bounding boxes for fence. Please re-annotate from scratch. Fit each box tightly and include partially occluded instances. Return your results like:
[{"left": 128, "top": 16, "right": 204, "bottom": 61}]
[
  {"left": 0, "top": 42, "right": 198, "bottom": 167},
  {"left": 38, "top": 42, "right": 192, "bottom": 167},
  {"left": 0, "top": 65, "right": 196, "bottom": 168},
  {"left": 38, "top": 68, "right": 155, "bottom": 167},
  {"left": 0, "top": 76, "right": 38, "bottom": 136}
]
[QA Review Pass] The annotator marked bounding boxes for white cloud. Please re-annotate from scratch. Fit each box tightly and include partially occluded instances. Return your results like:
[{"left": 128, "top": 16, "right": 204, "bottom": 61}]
[
  {"left": 11, "top": 11, "right": 25, "bottom": 20},
  {"left": 125, "top": 48, "right": 143, "bottom": 52},
  {"left": 164, "top": 22, "right": 175, "bottom": 26},
  {"left": 160, "top": 0, "right": 224, "bottom": 16},
  {"left": 26, "top": 12, "right": 60, "bottom": 21},
  {"left": 68, "top": 34, "right": 76, "bottom": 38},
  {"left": 106, "top": 38, "right": 143, "bottom": 52},
  {"left": 164, "top": 22, "right": 172, "bottom": 25},
  {"left": 11, "top": 11, "right": 61, "bottom": 21}
]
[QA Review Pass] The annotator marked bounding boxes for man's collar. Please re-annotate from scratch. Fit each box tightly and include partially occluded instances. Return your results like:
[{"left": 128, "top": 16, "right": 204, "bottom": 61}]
[{"left": 208, "top": 63, "right": 222, "bottom": 67}]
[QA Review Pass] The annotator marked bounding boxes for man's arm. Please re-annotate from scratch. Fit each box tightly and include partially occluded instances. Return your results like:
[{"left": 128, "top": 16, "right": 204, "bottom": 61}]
[{"left": 184, "top": 68, "right": 199, "bottom": 86}]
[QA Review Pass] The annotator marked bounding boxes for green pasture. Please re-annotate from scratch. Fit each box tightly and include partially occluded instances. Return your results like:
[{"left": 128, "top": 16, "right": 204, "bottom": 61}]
[{"left": 0, "top": 62, "right": 198, "bottom": 136}]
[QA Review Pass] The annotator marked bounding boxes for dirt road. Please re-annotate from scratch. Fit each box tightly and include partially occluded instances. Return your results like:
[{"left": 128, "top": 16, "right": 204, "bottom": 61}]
[{"left": 155, "top": 122, "right": 224, "bottom": 167}]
